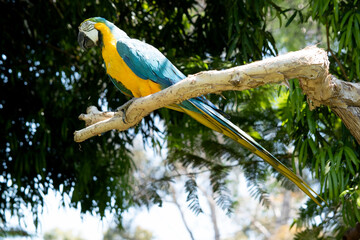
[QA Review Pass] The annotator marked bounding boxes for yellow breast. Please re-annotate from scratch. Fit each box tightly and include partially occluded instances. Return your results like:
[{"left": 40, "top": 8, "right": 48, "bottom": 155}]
[{"left": 94, "top": 23, "right": 162, "bottom": 98}]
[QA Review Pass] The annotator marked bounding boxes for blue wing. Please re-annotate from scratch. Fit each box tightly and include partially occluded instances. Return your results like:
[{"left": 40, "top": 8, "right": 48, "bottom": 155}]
[
  {"left": 115, "top": 38, "right": 224, "bottom": 113},
  {"left": 116, "top": 38, "right": 185, "bottom": 88}
]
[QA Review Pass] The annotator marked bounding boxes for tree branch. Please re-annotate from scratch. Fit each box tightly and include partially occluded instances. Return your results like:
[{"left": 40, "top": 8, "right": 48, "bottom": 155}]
[
  {"left": 74, "top": 46, "right": 360, "bottom": 144},
  {"left": 170, "top": 185, "right": 196, "bottom": 240}
]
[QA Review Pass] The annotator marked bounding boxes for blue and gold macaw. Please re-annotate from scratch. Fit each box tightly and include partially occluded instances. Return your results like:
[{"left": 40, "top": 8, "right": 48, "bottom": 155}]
[{"left": 78, "top": 17, "right": 324, "bottom": 205}]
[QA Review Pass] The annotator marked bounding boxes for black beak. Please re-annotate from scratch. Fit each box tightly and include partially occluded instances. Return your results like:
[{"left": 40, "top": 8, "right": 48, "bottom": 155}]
[{"left": 78, "top": 31, "right": 95, "bottom": 50}]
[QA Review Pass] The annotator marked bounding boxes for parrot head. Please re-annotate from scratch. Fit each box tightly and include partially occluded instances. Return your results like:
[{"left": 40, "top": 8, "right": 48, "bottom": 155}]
[
  {"left": 78, "top": 17, "right": 105, "bottom": 50},
  {"left": 78, "top": 17, "right": 129, "bottom": 50}
]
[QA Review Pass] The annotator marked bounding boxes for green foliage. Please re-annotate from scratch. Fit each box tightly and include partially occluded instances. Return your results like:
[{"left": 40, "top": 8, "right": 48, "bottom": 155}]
[
  {"left": 166, "top": 85, "right": 291, "bottom": 214},
  {"left": 278, "top": 77, "right": 360, "bottom": 236},
  {"left": 267, "top": 1, "right": 360, "bottom": 236},
  {"left": 184, "top": 178, "right": 203, "bottom": 215},
  {"left": 0, "top": 227, "right": 32, "bottom": 238},
  {"left": 1, "top": 0, "right": 360, "bottom": 238},
  {"left": 310, "top": 0, "right": 360, "bottom": 81},
  {"left": 293, "top": 226, "right": 326, "bottom": 240},
  {"left": 0, "top": 0, "right": 147, "bottom": 226}
]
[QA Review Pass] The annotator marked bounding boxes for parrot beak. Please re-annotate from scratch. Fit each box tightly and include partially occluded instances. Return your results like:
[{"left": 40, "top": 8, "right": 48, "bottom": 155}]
[{"left": 78, "top": 31, "right": 95, "bottom": 50}]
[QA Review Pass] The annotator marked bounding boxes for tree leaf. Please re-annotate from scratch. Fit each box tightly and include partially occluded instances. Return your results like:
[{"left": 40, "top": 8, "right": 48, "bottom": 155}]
[
  {"left": 299, "top": 139, "right": 307, "bottom": 173},
  {"left": 328, "top": 174, "right": 333, "bottom": 200},
  {"left": 321, "top": 0, "right": 331, "bottom": 15},
  {"left": 340, "top": 11, "right": 352, "bottom": 29},
  {"left": 334, "top": 0, "right": 339, "bottom": 22},
  {"left": 308, "top": 137, "right": 317, "bottom": 155},
  {"left": 227, "top": 35, "right": 240, "bottom": 59},
  {"left": 320, "top": 150, "right": 326, "bottom": 178},
  {"left": 344, "top": 149, "right": 356, "bottom": 176},
  {"left": 345, "top": 14, "right": 354, "bottom": 47},
  {"left": 315, "top": 153, "right": 320, "bottom": 178},
  {"left": 344, "top": 146, "right": 359, "bottom": 168},
  {"left": 338, "top": 32, "right": 346, "bottom": 54},
  {"left": 285, "top": 11, "right": 297, "bottom": 27},
  {"left": 331, "top": 169, "right": 338, "bottom": 201},
  {"left": 306, "top": 107, "right": 316, "bottom": 134},
  {"left": 335, "top": 147, "right": 343, "bottom": 173}
]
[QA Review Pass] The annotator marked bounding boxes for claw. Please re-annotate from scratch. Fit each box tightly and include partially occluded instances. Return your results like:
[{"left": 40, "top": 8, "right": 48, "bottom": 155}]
[{"left": 115, "top": 98, "right": 138, "bottom": 123}]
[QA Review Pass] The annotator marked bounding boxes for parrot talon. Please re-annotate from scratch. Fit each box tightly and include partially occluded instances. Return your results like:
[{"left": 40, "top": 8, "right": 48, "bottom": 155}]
[{"left": 115, "top": 98, "right": 138, "bottom": 123}]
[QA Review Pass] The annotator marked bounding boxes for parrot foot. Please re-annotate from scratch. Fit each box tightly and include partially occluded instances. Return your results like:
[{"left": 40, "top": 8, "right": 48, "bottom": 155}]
[{"left": 115, "top": 98, "right": 138, "bottom": 123}]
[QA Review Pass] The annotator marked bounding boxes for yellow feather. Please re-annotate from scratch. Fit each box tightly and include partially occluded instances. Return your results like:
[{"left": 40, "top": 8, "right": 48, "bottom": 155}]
[{"left": 94, "top": 23, "right": 162, "bottom": 98}]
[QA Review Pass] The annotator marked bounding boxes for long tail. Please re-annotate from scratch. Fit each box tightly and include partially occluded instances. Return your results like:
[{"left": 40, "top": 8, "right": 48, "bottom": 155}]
[{"left": 172, "top": 98, "right": 325, "bottom": 206}]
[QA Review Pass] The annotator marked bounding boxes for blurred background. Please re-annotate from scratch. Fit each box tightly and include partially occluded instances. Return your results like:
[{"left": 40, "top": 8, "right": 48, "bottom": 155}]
[{"left": 1, "top": 0, "right": 360, "bottom": 239}]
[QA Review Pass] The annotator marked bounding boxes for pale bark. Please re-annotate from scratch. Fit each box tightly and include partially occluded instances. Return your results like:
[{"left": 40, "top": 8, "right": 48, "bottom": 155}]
[
  {"left": 74, "top": 46, "right": 360, "bottom": 144},
  {"left": 170, "top": 185, "right": 196, "bottom": 240},
  {"left": 198, "top": 186, "right": 220, "bottom": 240}
]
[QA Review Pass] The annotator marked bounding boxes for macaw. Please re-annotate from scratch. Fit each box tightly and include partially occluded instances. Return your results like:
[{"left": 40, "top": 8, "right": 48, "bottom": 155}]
[{"left": 78, "top": 17, "right": 324, "bottom": 205}]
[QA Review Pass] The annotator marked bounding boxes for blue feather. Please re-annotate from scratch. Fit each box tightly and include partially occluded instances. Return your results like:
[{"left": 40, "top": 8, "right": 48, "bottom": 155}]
[
  {"left": 116, "top": 39, "right": 217, "bottom": 115},
  {"left": 116, "top": 39, "right": 183, "bottom": 88}
]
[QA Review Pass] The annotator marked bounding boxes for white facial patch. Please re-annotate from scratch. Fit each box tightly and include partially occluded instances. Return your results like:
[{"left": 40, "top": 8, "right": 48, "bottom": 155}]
[{"left": 86, "top": 28, "right": 99, "bottom": 44}]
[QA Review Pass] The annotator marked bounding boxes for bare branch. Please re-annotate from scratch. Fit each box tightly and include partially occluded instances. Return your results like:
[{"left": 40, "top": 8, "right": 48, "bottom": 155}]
[
  {"left": 170, "top": 185, "right": 196, "bottom": 240},
  {"left": 74, "top": 46, "right": 360, "bottom": 144}
]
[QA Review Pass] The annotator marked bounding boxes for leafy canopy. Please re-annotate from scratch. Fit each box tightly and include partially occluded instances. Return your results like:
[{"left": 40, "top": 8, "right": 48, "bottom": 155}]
[{"left": 1, "top": 0, "right": 360, "bottom": 238}]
